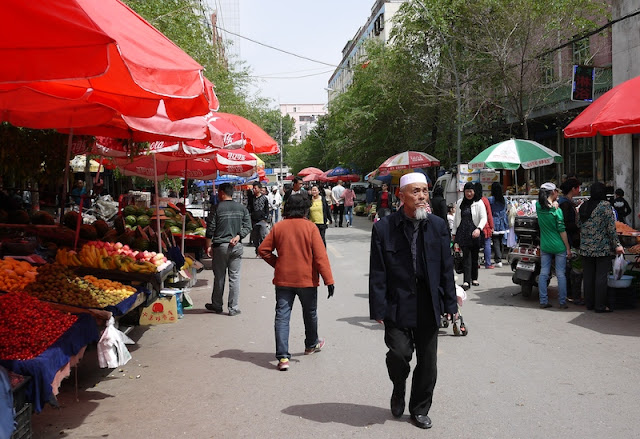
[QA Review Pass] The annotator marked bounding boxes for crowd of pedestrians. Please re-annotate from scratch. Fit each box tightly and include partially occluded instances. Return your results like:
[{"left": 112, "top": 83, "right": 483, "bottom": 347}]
[{"left": 201, "top": 169, "right": 632, "bottom": 431}]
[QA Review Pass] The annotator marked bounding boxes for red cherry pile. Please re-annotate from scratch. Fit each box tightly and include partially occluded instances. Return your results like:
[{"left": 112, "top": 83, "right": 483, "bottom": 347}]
[{"left": 0, "top": 291, "right": 78, "bottom": 360}]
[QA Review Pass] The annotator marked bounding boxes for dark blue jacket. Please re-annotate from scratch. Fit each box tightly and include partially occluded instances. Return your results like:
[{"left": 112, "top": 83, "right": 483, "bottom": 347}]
[{"left": 369, "top": 208, "right": 457, "bottom": 327}]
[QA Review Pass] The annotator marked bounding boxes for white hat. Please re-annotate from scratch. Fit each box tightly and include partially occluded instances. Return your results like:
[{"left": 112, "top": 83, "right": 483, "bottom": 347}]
[
  {"left": 540, "top": 182, "right": 557, "bottom": 191},
  {"left": 399, "top": 172, "right": 428, "bottom": 188}
]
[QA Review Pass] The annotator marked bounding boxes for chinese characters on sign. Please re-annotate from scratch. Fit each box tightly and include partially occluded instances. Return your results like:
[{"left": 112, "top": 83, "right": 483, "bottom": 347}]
[{"left": 571, "top": 65, "right": 595, "bottom": 102}]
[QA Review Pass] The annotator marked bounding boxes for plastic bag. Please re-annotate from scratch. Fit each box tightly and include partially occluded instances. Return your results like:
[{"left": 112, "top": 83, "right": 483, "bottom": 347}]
[
  {"left": 97, "top": 317, "right": 134, "bottom": 368},
  {"left": 612, "top": 254, "right": 628, "bottom": 280}
]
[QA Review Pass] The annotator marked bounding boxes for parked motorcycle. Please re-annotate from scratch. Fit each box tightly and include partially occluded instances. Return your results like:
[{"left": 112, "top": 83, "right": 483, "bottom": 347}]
[{"left": 507, "top": 216, "right": 541, "bottom": 297}]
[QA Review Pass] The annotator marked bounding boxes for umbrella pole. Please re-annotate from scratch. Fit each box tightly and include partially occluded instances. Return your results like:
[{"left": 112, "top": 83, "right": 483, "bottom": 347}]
[
  {"left": 181, "top": 162, "right": 187, "bottom": 256},
  {"left": 153, "top": 154, "right": 162, "bottom": 254},
  {"left": 60, "top": 130, "right": 74, "bottom": 223}
]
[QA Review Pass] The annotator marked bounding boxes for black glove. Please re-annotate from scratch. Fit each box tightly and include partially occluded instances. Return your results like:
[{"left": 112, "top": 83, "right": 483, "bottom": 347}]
[{"left": 327, "top": 284, "right": 335, "bottom": 299}]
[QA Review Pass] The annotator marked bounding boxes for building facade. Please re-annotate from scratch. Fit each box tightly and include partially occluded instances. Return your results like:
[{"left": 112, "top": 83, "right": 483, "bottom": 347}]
[
  {"left": 327, "top": 0, "right": 407, "bottom": 101},
  {"left": 279, "top": 103, "right": 327, "bottom": 143}
]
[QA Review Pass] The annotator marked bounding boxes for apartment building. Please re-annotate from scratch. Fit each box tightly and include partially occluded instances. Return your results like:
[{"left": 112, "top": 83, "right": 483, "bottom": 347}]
[
  {"left": 327, "top": 0, "right": 407, "bottom": 101},
  {"left": 279, "top": 103, "right": 327, "bottom": 143}
]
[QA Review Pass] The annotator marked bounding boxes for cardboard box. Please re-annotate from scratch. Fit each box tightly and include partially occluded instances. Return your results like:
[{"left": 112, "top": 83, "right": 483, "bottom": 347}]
[{"left": 139, "top": 295, "right": 178, "bottom": 325}]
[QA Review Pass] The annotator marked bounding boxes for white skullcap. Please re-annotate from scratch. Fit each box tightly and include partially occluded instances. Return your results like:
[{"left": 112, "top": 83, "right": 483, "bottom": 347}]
[{"left": 400, "top": 172, "right": 428, "bottom": 188}]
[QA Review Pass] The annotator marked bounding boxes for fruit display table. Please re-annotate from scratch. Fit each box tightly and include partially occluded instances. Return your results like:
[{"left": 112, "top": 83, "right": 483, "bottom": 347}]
[
  {"left": 0, "top": 313, "right": 99, "bottom": 413},
  {"left": 72, "top": 261, "right": 175, "bottom": 298}
]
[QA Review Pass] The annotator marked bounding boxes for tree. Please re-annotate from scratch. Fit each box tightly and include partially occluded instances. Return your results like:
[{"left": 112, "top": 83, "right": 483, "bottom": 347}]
[{"left": 393, "top": 0, "right": 609, "bottom": 142}]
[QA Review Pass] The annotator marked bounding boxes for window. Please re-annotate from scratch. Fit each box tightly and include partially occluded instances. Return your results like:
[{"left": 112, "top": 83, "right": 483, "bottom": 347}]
[
  {"left": 540, "top": 53, "right": 554, "bottom": 85},
  {"left": 572, "top": 38, "right": 590, "bottom": 65}
]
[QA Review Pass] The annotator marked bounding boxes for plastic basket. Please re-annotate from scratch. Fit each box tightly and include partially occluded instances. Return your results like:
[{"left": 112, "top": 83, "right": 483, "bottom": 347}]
[
  {"left": 607, "top": 274, "right": 633, "bottom": 289},
  {"left": 11, "top": 403, "right": 32, "bottom": 439}
]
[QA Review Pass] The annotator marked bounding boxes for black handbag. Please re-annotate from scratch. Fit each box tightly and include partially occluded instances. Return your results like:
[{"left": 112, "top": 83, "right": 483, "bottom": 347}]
[{"left": 453, "top": 248, "right": 464, "bottom": 274}]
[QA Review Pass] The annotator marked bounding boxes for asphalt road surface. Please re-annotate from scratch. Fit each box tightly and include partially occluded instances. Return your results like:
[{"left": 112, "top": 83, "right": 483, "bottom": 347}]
[{"left": 32, "top": 213, "right": 640, "bottom": 438}]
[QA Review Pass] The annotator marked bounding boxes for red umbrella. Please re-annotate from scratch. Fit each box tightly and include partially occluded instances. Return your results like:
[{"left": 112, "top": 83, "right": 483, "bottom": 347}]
[
  {"left": 298, "top": 167, "right": 324, "bottom": 176},
  {"left": 284, "top": 175, "right": 295, "bottom": 181},
  {"left": 564, "top": 75, "right": 640, "bottom": 137},
  {"left": 212, "top": 113, "right": 279, "bottom": 154},
  {"left": 0, "top": 0, "right": 216, "bottom": 124},
  {"left": 302, "top": 173, "right": 322, "bottom": 182}
]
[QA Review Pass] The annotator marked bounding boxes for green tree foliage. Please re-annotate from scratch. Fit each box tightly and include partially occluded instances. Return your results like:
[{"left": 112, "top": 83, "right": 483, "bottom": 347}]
[{"left": 319, "top": 0, "right": 609, "bottom": 172}]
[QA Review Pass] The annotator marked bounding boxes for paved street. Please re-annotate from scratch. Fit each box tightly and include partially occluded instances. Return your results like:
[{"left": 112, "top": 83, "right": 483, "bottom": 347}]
[{"left": 32, "top": 214, "right": 640, "bottom": 439}]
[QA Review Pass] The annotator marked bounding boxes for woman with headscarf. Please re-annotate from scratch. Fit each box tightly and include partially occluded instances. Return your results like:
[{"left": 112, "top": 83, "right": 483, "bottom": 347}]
[
  {"left": 430, "top": 185, "right": 447, "bottom": 222},
  {"left": 536, "top": 182, "right": 571, "bottom": 309},
  {"left": 452, "top": 182, "right": 487, "bottom": 290},
  {"left": 577, "top": 182, "right": 624, "bottom": 313},
  {"left": 488, "top": 182, "right": 507, "bottom": 267},
  {"left": 474, "top": 182, "right": 494, "bottom": 269}
]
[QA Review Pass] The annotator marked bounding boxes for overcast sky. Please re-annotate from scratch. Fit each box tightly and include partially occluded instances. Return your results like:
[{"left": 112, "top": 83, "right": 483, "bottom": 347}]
[{"left": 210, "top": 0, "right": 374, "bottom": 107}]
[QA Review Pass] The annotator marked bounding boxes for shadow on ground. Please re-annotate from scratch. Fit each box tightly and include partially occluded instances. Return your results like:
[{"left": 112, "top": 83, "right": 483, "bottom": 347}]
[
  {"left": 210, "top": 349, "right": 298, "bottom": 370},
  {"left": 282, "top": 402, "right": 400, "bottom": 427},
  {"left": 336, "top": 316, "right": 384, "bottom": 330}
]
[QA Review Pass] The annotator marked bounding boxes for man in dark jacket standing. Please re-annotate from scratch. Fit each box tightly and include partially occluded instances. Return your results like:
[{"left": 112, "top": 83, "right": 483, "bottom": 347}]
[
  {"left": 248, "top": 182, "right": 270, "bottom": 256},
  {"left": 205, "top": 183, "right": 252, "bottom": 316},
  {"left": 369, "top": 172, "right": 457, "bottom": 430}
]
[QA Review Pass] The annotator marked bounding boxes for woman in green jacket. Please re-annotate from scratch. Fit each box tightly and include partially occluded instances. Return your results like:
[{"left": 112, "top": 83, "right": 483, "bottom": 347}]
[{"left": 536, "top": 182, "right": 571, "bottom": 309}]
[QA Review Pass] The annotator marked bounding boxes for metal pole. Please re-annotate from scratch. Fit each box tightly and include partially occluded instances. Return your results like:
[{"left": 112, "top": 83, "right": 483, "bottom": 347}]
[{"left": 279, "top": 105, "right": 283, "bottom": 183}]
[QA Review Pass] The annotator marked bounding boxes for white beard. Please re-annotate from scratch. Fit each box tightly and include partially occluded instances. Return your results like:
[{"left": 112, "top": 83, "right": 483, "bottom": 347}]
[{"left": 414, "top": 207, "right": 428, "bottom": 220}]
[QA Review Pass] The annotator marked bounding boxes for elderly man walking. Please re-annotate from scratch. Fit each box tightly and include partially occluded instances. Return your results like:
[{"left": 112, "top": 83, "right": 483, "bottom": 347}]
[
  {"left": 369, "top": 172, "right": 457, "bottom": 430},
  {"left": 204, "top": 183, "right": 251, "bottom": 316}
]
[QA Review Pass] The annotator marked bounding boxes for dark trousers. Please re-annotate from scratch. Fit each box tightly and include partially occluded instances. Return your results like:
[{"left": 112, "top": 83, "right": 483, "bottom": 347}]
[
  {"left": 315, "top": 223, "right": 327, "bottom": 246},
  {"left": 334, "top": 204, "right": 345, "bottom": 226},
  {"left": 582, "top": 256, "right": 611, "bottom": 311},
  {"left": 384, "top": 317, "right": 439, "bottom": 416},
  {"left": 462, "top": 244, "right": 480, "bottom": 284}
]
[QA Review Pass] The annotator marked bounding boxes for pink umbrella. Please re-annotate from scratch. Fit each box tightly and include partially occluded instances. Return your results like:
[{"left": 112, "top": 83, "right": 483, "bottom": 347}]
[
  {"left": 302, "top": 173, "right": 322, "bottom": 182},
  {"left": 298, "top": 167, "right": 324, "bottom": 176}
]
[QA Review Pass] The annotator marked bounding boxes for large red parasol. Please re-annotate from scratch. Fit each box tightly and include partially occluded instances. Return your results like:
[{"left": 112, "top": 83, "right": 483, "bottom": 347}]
[
  {"left": 0, "top": 0, "right": 217, "bottom": 124},
  {"left": 564, "top": 75, "right": 640, "bottom": 137}
]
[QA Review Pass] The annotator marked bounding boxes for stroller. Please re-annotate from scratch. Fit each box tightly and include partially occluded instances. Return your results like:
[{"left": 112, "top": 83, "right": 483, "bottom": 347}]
[{"left": 439, "top": 283, "right": 468, "bottom": 336}]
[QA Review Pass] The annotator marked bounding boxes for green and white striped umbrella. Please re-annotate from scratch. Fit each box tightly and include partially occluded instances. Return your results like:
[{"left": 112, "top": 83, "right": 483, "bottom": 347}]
[{"left": 468, "top": 139, "right": 563, "bottom": 170}]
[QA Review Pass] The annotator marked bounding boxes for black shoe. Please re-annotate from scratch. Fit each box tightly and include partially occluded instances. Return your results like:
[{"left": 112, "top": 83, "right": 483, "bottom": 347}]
[
  {"left": 559, "top": 303, "right": 569, "bottom": 309},
  {"left": 205, "top": 303, "right": 223, "bottom": 313},
  {"left": 390, "top": 383, "right": 405, "bottom": 418},
  {"left": 595, "top": 307, "right": 613, "bottom": 313},
  {"left": 410, "top": 414, "right": 432, "bottom": 429},
  {"left": 539, "top": 303, "right": 552, "bottom": 309}
]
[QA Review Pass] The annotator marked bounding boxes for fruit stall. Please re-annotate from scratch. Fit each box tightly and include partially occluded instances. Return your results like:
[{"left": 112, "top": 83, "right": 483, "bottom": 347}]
[{"left": 0, "top": 201, "right": 203, "bottom": 427}]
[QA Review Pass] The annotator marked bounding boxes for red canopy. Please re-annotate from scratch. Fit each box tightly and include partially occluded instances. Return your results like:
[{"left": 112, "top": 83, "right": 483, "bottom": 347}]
[
  {"left": 213, "top": 113, "right": 279, "bottom": 154},
  {"left": 298, "top": 167, "right": 324, "bottom": 176},
  {"left": 0, "top": 0, "right": 216, "bottom": 126},
  {"left": 564, "top": 75, "right": 640, "bottom": 138}
]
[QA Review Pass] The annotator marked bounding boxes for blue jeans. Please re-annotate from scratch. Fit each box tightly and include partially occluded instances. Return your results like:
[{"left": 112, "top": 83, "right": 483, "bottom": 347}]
[
  {"left": 539, "top": 250, "right": 567, "bottom": 305},
  {"left": 344, "top": 206, "right": 353, "bottom": 225},
  {"left": 275, "top": 286, "right": 319, "bottom": 360},
  {"left": 483, "top": 237, "right": 492, "bottom": 266}
]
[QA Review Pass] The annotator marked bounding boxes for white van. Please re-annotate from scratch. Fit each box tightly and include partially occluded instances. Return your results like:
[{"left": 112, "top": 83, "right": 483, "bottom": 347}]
[{"left": 349, "top": 182, "right": 371, "bottom": 203}]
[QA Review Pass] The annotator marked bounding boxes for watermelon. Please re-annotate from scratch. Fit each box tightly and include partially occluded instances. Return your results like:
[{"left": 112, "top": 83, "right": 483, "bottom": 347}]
[
  {"left": 164, "top": 208, "right": 176, "bottom": 217},
  {"left": 146, "top": 208, "right": 155, "bottom": 217},
  {"left": 123, "top": 205, "right": 137, "bottom": 217},
  {"left": 169, "top": 226, "right": 182, "bottom": 234},
  {"left": 186, "top": 221, "right": 198, "bottom": 231},
  {"left": 63, "top": 211, "right": 80, "bottom": 229},
  {"left": 31, "top": 210, "right": 55, "bottom": 225},
  {"left": 136, "top": 215, "right": 150, "bottom": 227},
  {"left": 92, "top": 219, "right": 110, "bottom": 237},
  {"left": 79, "top": 224, "right": 98, "bottom": 240},
  {"left": 125, "top": 215, "right": 137, "bottom": 226},
  {"left": 132, "top": 238, "right": 151, "bottom": 251}
]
